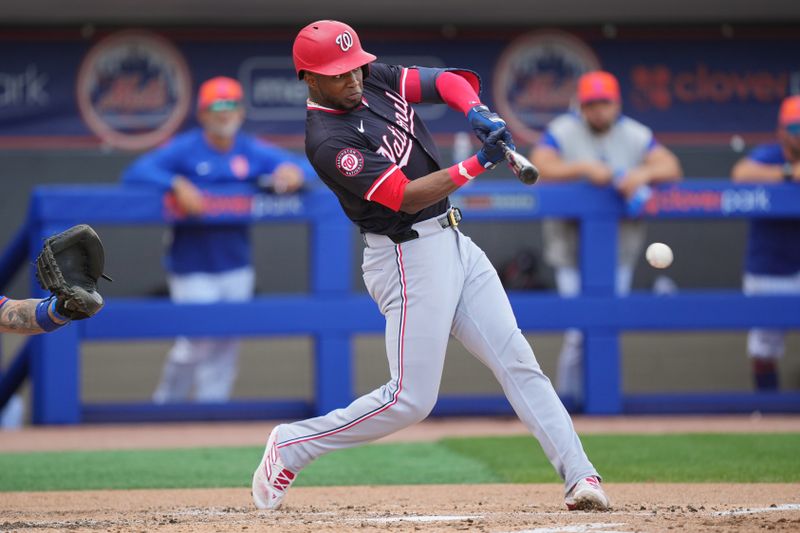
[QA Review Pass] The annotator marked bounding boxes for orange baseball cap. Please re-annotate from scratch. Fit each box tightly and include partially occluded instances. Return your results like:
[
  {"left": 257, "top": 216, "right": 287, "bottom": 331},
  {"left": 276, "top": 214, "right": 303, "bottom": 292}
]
[
  {"left": 197, "top": 77, "right": 243, "bottom": 111},
  {"left": 577, "top": 71, "right": 621, "bottom": 104},
  {"left": 779, "top": 95, "right": 800, "bottom": 126}
]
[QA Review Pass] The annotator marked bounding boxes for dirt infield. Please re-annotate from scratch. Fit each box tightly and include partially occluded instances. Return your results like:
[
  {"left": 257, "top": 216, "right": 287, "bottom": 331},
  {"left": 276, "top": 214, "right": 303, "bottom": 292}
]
[
  {"left": 2, "top": 484, "right": 799, "bottom": 532},
  {"left": 1, "top": 416, "right": 799, "bottom": 532}
]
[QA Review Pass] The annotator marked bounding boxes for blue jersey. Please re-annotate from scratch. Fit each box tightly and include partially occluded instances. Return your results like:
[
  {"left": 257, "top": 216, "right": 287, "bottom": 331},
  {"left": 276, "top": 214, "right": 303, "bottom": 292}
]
[
  {"left": 744, "top": 142, "right": 800, "bottom": 275},
  {"left": 122, "top": 128, "right": 315, "bottom": 274}
]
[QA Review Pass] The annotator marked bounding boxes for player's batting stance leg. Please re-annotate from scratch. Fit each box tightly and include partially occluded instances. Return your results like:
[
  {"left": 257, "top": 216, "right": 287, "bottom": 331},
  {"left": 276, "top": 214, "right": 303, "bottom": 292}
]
[
  {"left": 270, "top": 231, "right": 458, "bottom": 467},
  {"left": 449, "top": 232, "right": 596, "bottom": 484}
]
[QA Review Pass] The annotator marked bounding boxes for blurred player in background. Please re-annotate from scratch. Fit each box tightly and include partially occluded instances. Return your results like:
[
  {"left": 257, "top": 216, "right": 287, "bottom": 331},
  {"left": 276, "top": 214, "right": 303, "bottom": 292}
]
[
  {"left": 122, "top": 76, "right": 315, "bottom": 403},
  {"left": 530, "top": 71, "right": 682, "bottom": 405},
  {"left": 731, "top": 94, "right": 800, "bottom": 391}
]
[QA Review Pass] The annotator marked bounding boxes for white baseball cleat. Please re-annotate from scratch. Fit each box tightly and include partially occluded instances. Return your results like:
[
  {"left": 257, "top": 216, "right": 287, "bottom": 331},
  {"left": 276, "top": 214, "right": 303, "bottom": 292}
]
[
  {"left": 252, "top": 425, "right": 297, "bottom": 510},
  {"left": 565, "top": 476, "right": 610, "bottom": 511}
]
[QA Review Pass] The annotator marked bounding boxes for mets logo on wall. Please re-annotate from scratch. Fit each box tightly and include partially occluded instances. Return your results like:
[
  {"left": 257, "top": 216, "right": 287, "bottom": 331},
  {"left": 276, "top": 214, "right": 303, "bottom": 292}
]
[
  {"left": 492, "top": 30, "right": 601, "bottom": 145},
  {"left": 336, "top": 148, "right": 365, "bottom": 177},
  {"left": 76, "top": 30, "right": 192, "bottom": 151}
]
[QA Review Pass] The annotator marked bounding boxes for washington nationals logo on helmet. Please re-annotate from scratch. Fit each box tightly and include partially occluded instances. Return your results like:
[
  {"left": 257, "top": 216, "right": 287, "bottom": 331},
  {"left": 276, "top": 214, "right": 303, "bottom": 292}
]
[
  {"left": 335, "top": 31, "right": 354, "bottom": 52},
  {"left": 336, "top": 148, "right": 364, "bottom": 177}
]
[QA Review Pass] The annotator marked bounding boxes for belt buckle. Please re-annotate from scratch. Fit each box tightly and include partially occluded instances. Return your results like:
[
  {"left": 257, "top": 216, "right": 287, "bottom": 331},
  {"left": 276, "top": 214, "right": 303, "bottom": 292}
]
[{"left": 447, "top": 207, "right": 462, "bottom": 228}]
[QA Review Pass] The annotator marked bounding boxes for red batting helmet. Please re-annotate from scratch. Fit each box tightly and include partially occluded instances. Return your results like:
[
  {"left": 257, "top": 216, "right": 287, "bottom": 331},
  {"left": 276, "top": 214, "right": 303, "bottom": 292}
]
[{"left": 293, "top": 20, "right": 377, "bottom": 80}]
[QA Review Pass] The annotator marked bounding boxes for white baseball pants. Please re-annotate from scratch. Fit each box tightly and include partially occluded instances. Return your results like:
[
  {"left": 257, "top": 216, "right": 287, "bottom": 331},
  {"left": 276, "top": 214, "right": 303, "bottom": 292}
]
[
  {"left": 743, "top": 271, "right": 800, "bottom": 360},
  {"left": 275, "top": 215, "right": 598, "bottom": 491},
  {"left": 152, "top": 265, "right": 255, "bottom": 403},
  {"left": 553, "top": 265, "right": 634, "bottom": 403}
]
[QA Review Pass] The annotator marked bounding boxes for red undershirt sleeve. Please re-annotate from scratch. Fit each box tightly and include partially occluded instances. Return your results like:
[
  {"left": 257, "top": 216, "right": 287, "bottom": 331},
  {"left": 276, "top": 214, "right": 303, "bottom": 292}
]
[
  {"left": 400, "top": 68, "right": 422, "bottom": 103},
  {"left": 364, "top": 165, "right": 411, "bottom": 212},
  {"left": 434, "top": 71, "right": 482, "bottom": 114}
]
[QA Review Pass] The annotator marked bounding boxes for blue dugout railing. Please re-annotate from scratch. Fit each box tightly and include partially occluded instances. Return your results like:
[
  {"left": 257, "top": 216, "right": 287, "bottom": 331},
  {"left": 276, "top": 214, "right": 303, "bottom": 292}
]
[{"left": 1, "top": 180, "right": 799, "bottom": 424}]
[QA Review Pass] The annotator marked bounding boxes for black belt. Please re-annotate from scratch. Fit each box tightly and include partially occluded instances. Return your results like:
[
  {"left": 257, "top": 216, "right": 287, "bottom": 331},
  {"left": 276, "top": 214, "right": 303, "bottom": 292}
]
[{"left": 387, "top": 207, "right": 462, "bottom": 244}]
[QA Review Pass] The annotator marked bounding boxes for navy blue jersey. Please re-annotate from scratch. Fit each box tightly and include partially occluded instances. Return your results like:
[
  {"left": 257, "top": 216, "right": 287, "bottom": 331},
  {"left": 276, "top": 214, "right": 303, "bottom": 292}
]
[
  {"left": 304, "top": 63, "right": 453, "bottom": 236},
  {"left": 744, "top": 142, "right": 800, "bottom": 275},
  {"left": 122, "top": 128, "right": 315, "bottom": 274}
]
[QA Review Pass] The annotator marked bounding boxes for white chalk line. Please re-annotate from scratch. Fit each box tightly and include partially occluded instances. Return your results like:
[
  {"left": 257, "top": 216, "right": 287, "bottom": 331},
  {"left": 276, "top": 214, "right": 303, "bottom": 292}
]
[
  {"left": 172, "top": 509, "right": 248, "bottom": 516},
  {"left": 498, "top": 523, "right": 630, "bottom": 533},
  {"left": 713, "top": 503, "right": 800, "bottom": 516},
  {"left": 353, "top": 514, "right": 484, "bottom": 523}
]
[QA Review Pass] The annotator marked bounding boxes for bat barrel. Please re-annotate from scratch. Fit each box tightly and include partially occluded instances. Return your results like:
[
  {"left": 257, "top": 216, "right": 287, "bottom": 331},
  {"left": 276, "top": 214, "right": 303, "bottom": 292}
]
[{"left": 497, "top": 140, "right": 540, "bottom": 185}]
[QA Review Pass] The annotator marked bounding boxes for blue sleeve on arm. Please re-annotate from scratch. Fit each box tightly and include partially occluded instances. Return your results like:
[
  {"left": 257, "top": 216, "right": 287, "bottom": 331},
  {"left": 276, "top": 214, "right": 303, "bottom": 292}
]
[
  {"left": 748, "top": 143, "right": 785, "bottom": 165},
  {"left": 538, "top": 131, "right": 561, "bottom": 152},
  {"left": 121, "top": 141, "right": 182, "bottom": 190},
  {"left": 298, "top": 158, "right": 318, "bottom": 184},
  {"left": 250, "top": 138, "right": 319, "bottom": 184},
  {"left": 418, "top": 67, "right": 444, "bottom": 103},
  {"left": 292, "top": 154, "right": 318, "bottom": 185}
]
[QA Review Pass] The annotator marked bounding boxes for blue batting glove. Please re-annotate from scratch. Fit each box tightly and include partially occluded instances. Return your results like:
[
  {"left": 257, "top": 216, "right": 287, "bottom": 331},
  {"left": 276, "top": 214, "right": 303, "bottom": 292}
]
[
  {"left": 476, "top": 127, "right": 514, "bottom": 168},
  {"left": 498, "top": 128, "right": 515, "bottom": 153},
  {"left": 467, "top": 104, "right": 506, "bottom": 143}
]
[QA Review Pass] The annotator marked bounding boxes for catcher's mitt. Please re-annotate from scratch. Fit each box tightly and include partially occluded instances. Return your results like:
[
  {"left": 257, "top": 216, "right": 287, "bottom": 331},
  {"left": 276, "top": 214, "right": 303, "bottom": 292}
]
[{"left": 35, "top": 224, "right": 110, "bottom": 320}]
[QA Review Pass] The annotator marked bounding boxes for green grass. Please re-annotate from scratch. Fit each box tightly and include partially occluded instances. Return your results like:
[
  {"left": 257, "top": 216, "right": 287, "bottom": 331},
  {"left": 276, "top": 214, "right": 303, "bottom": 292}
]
[
  {"left": 441, "top": 434, "right": 800, "bottom": 483},
  {"left": 0, "top": 433, "right": 797, "bottom": 492}
]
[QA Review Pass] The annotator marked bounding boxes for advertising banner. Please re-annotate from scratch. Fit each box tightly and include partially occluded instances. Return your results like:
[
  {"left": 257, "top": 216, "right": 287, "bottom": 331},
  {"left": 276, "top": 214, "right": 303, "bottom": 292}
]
[{"left": 1, "top": 27, "right": 798, "bottom": 150}]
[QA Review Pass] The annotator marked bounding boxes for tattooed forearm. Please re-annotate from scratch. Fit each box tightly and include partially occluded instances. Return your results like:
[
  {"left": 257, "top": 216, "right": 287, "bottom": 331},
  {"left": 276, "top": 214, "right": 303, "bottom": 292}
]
[{"left": 0, "top": 299, "right": 44, "bottom": 334}]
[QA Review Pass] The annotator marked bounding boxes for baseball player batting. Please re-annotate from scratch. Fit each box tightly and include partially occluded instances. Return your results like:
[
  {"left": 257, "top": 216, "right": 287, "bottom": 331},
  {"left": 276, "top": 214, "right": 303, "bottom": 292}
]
[{"left": 252, "top": 20, "right": 609, "bottom": 512}]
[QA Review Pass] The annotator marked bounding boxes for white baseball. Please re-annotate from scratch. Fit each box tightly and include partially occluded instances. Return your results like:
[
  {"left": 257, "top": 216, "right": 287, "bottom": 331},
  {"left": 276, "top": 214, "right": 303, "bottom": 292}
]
[{"left": 646, "top": 242, "right": 673, "bottom": 269}]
